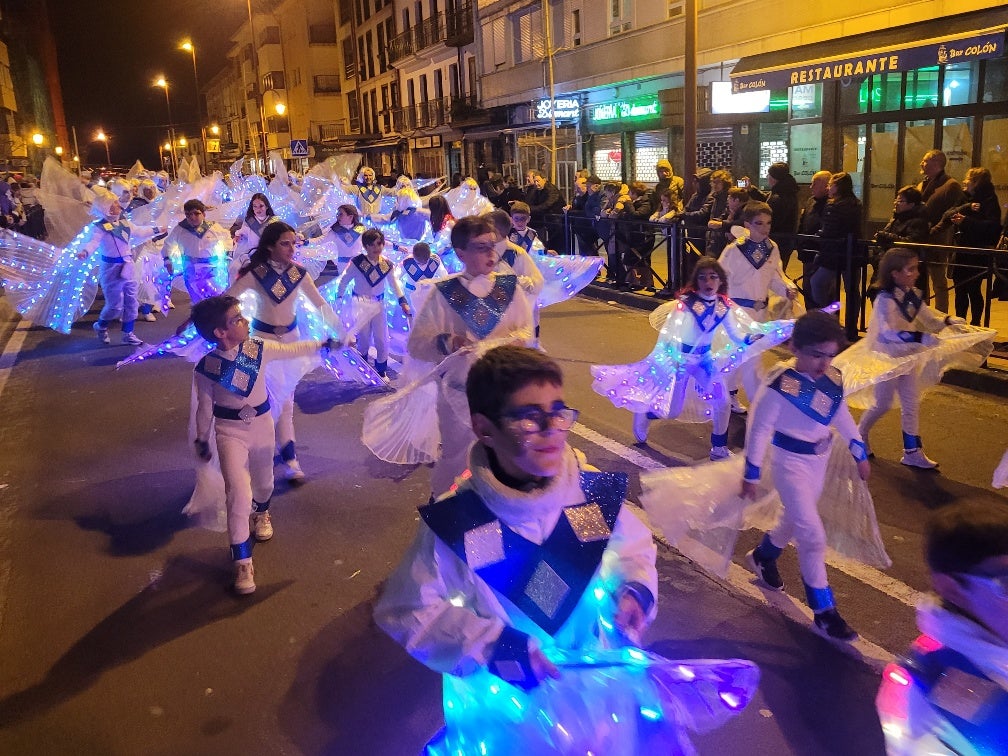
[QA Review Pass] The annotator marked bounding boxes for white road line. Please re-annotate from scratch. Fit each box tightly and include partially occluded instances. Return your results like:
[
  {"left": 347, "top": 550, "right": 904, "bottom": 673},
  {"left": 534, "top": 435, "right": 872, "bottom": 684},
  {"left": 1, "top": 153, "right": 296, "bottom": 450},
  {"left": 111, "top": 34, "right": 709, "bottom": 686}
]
[
  {"left": 0, "top": 319, "right": 30, "bottom": 401},
  {"left": 574, "top": 418, "right": 913, "bottom": 656}
]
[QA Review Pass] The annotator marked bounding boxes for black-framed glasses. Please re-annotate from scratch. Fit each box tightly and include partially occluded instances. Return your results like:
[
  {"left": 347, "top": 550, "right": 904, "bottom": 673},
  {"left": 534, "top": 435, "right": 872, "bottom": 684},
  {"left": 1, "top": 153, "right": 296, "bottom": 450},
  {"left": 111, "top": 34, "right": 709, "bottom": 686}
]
[{"left": 500, "top": 406, "right": 579, "bottom": 434}]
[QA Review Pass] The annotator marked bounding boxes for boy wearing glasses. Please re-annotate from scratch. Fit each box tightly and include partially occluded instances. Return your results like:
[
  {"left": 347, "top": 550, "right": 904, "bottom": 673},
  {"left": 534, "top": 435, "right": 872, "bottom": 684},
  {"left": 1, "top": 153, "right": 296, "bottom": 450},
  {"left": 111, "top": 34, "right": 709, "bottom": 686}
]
[
  {"left": 162, "top": 199, "right": 232, "bottom": 304},
  {"left": 406, "top": 216, "right": 535, "bottom": 497},
  {"left": 876, "top": 502, "right": 1008, "bottom": 754},
  {"left": 375, "top": 346, "right": 660, "bottom": 752},
  {"left": 190, "top": 295, "right": 334, "bottom": 595},
  {"left": 741, "top": 311, "right": 871, "bottom": 642}
]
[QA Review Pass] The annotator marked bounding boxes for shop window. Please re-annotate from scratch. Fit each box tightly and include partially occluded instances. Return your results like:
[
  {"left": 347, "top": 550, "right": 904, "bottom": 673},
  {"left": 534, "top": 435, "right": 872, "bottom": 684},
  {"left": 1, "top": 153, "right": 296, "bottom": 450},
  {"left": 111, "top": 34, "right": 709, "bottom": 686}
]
[
  {"left": 789, "top": 123, "right": 822, "bottom": 183},
  {"left": 592, "top": 133, "right": 623, "bottom": 181},
  {"left": 869, "top": 122, "right": 899, "bottom": 222},
  {"left": 943, "top": 62, "right": 975, "bottom": 106},
  {"left": 758, "top": 123, "right": 788, "bottom": 183},
  {"left": 902, "top": 119, "right": 934, "bottom": 189},
  {"left": 981, "top": 115, "right": 1008, "bottom": 194},
  {"left": 942, "top": 117, "right": 973, "bottom": 180},
  {"left": 905, "top": 67, "right": 938, "bottom": 109},
  {"left": 841, "top": 124, "right": 866, "bottom": 197},
  {"left": 869, "top": 72, "right": 903, "bottom": 112},
  {"left": 839, "top": 77, "right": 869, "bottom": 116},
  {"left": 983, "top": 57, "right": 1008, "bottom": 103},
  {"left": 790, "top": 83, "right": 822, "bottom": 120}
]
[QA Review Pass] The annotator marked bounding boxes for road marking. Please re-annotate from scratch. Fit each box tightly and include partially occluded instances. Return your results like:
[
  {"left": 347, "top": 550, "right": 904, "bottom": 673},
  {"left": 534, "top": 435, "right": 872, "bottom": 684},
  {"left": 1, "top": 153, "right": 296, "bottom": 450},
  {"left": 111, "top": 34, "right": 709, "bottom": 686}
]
[
  {"left": 0, "top": 319, "right": 30, "bottom": 401},
  {"left": 573, "top": 418, "right": 915, "bottom": 658}
]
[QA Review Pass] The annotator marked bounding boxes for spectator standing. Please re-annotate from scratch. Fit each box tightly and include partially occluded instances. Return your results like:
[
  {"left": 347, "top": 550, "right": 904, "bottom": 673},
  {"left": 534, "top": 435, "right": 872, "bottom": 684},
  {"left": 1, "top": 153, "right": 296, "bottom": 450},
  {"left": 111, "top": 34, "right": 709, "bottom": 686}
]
[
  {"left": 526, "top": 170, "right": 566, "bottom": 253},
  {"left": 707, "top": 186, "right": 748, "bottom": 257},
  {"left": 651, "top": 158, "right": 684, "bottom": 215},
  {"left": 810, "top": 172, "right": 864, "bottom": 341},
  {"left": 680, "top": 168, "right": 713, "bottom": 254},
  {"left": 918, "top": 149, "right": 966, "bottom": 312},
  {"left": 869, "top": 186, "right": 930, "bottom": 299},
  {"left": 622, "top": 182, "right": 655, "bottom": 291},
  {"left": 797, "top": 170, "right": 832, "bottom": 307},
  {"left": 748, "top": 162, "right": 800, "bottom": 268},
  {"left": 942, "top": 166, "right": 1002, "bottom": 325}
]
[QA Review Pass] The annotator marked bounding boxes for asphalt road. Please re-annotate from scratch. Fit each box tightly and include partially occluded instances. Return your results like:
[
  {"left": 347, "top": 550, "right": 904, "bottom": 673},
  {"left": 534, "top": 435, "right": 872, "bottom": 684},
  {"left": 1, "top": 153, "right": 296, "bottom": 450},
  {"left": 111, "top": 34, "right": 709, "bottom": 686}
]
[{"left": 0, "top": 293, "right": 1004, "bottom": 755}]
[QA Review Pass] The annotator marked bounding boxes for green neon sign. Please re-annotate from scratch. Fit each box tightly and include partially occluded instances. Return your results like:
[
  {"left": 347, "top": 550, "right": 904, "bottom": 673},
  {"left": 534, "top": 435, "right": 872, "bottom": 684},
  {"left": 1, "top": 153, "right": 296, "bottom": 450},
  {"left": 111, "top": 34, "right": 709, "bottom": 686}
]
[{"left": 589, "top": 96, "right": 661, "bottom": 123}]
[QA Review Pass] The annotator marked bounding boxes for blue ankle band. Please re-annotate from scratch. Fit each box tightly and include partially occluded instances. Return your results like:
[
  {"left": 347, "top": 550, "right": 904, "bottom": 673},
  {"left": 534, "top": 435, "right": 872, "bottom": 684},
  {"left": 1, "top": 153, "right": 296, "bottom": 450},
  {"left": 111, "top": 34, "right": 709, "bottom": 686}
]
[
  {"left": 230, "top": 537, "right": 254, "bottom": 561},
  {"left": 755, "top": 533, "right": 783, "bottom": 561},
  {"left": 902, "top": 432, "right": 922, "bottom": 450},
  {"left": 252, "top": 499, "right": 270, "bottom": 513},
  {"left": 804, "top": 583, "right": 835, "bottom": 612},
  {"left": 711, "top": 432, "right": 728, "bottom": 447},
  {"left": 279, "top": 440, "right": 296, "bottom": 462}
]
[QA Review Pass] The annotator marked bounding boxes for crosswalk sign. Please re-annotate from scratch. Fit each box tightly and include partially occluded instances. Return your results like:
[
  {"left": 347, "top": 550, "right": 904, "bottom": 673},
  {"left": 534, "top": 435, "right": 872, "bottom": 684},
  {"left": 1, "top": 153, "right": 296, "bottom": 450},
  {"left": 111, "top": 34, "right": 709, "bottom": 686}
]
[{"left": 290, "top": 139, "right": 309, "bottom": 157}]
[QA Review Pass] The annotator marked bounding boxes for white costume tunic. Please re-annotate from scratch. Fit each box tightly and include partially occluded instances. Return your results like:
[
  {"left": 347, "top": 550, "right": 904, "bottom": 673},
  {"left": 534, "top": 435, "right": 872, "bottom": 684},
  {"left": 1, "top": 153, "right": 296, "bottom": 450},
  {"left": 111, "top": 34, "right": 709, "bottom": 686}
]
[
  {"left": 318, "top": 221, "right": 365, "bottom": 266},
  {"left": 193, "top": 337, "right": 322, "bottom": 551},
  {"left": 375, "top": 444, "right": 667, "bottom": 753},
  {"left": 347, "top": 180, "right": 390, "bottom": 222},
  {"left": 228, "top": 261, "right": 340, "bottom": 460},
  {"left": 720, "top": 236, "right": 799, "bottom": 398},
  {"left": 876, "top": 598, "right": 1008, "bottom": 755},
  {"left": 77, "top": 217, "right": 160, "bottom": 325},
  {"left": 162, "top": 218, "right": 232, "bottom": 303},
  {"left": 229, "top": 214, "right": 282, "bottom": 283},
  {"left": 406, "top": 272, "right": 534, "bottom": 495},
  {"left": 336, "top": 252, "right": 407, "bottom": 366},
  {"left": 744, "top": 360, "right": 866, "bottom": 595}
]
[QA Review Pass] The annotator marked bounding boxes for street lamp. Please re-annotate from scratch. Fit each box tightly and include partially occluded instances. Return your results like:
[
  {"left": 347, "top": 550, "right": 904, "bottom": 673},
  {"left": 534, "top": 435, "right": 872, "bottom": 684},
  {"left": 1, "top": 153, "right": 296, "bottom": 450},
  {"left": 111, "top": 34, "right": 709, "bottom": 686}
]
[
  {"left": 95, "top": 130, "right": 111, "bottom": 165},
  {"left": 180, "top": 40, "right": 210, "bottom": 171},
  {"left": 155, "top": 77, "right": 178, "bottom": 180}
]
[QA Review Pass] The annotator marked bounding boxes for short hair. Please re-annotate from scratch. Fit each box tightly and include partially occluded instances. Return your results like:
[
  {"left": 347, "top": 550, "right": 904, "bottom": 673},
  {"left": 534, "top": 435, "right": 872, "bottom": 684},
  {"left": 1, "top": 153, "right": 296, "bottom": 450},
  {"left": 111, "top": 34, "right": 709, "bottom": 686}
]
[
  {"left": 686, "top": 257, "right": 728, "bottom": 295},
  {"left": 411, "top": 241, "right": 432, "bottom": 258},
  {"left": 603, "top": 182, "right": 620, "bottom": 194},
  {"left": 925, "top": 502, "right": 1008, "bottom": 576},
  {"left": 191, "top": 294, "right": 240, "bottom": 342},
  {"left": 921, "top": 149, "right": 947, "bottom": 168},
  {"left": 362, "top": 227, "right": 385, "bottom": 247},
  {"left": 450, "top": 215, "right": 495, "bottom": 251},
  {"left": 711, "top": 169, "right": 734, "bottom": 185},
  {"left": 876, "top": 247, "right": 919, "bottom": 292},
  {"left": 488, "top": 209, "right": 513, "bottom": 235},
  {"left": 587, "top": 175, "right": 602, "bottom": 186},
  {"left": 628, "top": 181, "right": 648, "bottom": 197},
  {"left": 742, "top": 201, "right": 772, "bottom": 223},
  {"left": 466, "top": 345, "right": 564, "bottom": 422},
  {"left": 183, "top": 198, "right": 206, "bottom": 214},
  {"left": 896, "top": 185, "right": 922, "bottom": 205},
  {"left": 510, "top": 201, "right": 531, "bottom": 217},
  {"left": 791, "top": 310, "right": 846, "bottom": 350},
  {"left": 529, "top": 170, "right": 545, "bottom": 180},
  {"left": 727, "top": 187, "right": 749, "bottom": 202}
]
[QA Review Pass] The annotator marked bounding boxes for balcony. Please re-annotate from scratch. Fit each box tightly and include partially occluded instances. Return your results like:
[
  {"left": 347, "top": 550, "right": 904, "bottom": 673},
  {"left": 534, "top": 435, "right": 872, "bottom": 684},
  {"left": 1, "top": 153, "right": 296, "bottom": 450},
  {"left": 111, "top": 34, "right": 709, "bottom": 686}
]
[
  {"left": 318, "top": 121, "right": 348, "bottom": 142},
  {"left": 387, "top": 4, "right": 473, "bottom": 66},
  {"left": 390, "top": 95, "right": 485, "bottom": 132}
]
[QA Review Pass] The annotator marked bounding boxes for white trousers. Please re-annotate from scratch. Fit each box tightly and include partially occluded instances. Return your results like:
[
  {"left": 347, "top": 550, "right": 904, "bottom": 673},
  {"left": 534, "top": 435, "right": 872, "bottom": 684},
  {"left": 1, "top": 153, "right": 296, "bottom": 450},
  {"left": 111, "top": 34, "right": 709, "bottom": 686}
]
[
  {"left": 215, "top": 413, "right": 274, "bottom": 547},
  {"left": 858, "top": 372, "right": 921, "bottom": 440},
  {"left": 768, "top": 446, "right": 830, "bottom": 589}
]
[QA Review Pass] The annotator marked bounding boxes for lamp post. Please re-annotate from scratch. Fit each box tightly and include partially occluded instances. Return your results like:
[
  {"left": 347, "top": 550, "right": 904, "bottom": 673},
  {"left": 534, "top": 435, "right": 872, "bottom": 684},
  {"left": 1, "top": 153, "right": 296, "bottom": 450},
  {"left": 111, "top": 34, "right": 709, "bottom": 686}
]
[
  {"left": 155, "top": 77, "right": 178, "bottom": 180},
  {"left": 30, "top": 131, "right": 44, "bottom": 174},
  {"left": 95, "top": 130, "right": 111, "bottom": 165},
  {"left": 181, "top": 40, "right": 210, "bottom": 172}
]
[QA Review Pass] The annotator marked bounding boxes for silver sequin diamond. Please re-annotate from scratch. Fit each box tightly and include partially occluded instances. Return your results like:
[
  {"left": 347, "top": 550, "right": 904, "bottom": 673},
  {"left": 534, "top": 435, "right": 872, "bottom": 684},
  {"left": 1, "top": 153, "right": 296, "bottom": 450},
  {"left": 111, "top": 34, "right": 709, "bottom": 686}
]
[
  {"left": 525, "top": 560, "right": 569, "bottom": 619},
  {"left": 565, "top": 504, "right": 611, "bottom": 543},
  {"left": 779, "top": 374, "right": 801, "bottom": 397},
  {"left": 463, "top": 520, "right": 505, "bottom": 570},
  {"left": 810, "top": 389, "right": 833, "bottom": 417}
]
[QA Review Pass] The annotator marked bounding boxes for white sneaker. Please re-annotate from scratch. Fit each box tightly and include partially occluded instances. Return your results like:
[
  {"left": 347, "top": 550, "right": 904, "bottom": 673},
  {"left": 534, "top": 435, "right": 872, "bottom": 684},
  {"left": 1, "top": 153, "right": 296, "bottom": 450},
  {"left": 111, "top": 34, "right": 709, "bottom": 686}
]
[
  {"left": 730, "top": 395, "right": 747, "bottom": 414},
  {"left": 901, "top": 448, "right": 938, "bottom": 469},
  {"left": 632, "top": 412, "right": 650, "bottom": 443},
  {"left": 252, "top": 511, "right": 273, "bottom": 541},
  {"left": 94, "top": 322, "right": 110, "bottom": 344},
  {"left": 142, "top": 312, "right": 157, "bottom": 322},
  {"left": 121, "top": 332, "right": 143, "bottom": 346},
  {"left": 233, "top": 559, "right": 256, "bottom": 595},
  {"left": 284, "top": 459, "right": 306, "bottom": 483},
  {"left": 710, "top": 445, "right": 734, "bottom": 461}
]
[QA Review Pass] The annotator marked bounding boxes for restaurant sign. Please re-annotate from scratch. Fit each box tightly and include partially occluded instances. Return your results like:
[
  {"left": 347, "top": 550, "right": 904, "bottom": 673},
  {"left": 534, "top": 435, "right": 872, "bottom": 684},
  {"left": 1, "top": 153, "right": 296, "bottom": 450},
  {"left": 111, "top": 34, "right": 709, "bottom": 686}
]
[
  {"left": 589, "top": 95, "right": 661, "bottom": 124},
  {"left": 731, "top": 28, "right": 1005, "bottom": 93}
]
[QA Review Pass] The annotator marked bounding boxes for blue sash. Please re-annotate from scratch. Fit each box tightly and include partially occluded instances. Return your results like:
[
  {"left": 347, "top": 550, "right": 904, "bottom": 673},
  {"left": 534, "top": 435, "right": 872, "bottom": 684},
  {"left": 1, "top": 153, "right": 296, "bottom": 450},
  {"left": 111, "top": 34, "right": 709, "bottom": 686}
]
[
  {"left": 891, "top": 287, "right": 923, "bottom": 323},
  {"left": 352, "top": 253, "right": 393, "bottom": 287},
  {"left": 181, "top": 219, "right": 213, "bottom": 239},
  {"left": 251, "top": 262, "right": 306, "bottom": 304},
  {"left": 436, "top": 274, "right": 518, "bottom": 339},
  {"left": 735, "top": 237, "right": 773, "bottom": 270},
  {"left": 357, "top": 184, "right": 382, "bottom": 205},
  {"left": 403, "top": 256, "right": 441, "bottom": 283},
  {"left": 906, "top": 644, "right": 1008, "bottom": 754},
  {"left": 683, "top": 292, "right": 729, "bottom": 332},
  {"left": 195, "top": 338, "right": 264, "bottom": 398},
  {"left": 419, "top": 471, "right": 627, "bottom": 636},
  {"left": 500, "top": 247, "right": 517, "bottom": 267},
  {"left": 246, "top": 215, "right": 280, "bottom": 236},
  {"left": 330, "top": 224, "right": 363, "bottom": 246},
  {"left": 770, "top": 366, "right": 844, "bottom": 425},
  {"left": 96, "top": 219, "right": 131, "bottom": 244}
]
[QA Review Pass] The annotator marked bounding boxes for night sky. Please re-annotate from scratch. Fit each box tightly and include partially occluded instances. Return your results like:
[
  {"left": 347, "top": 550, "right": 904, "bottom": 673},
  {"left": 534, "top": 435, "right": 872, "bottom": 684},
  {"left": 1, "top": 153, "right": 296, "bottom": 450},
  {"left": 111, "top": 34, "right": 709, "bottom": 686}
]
[{"left": 46, "top": 0, "right": 249, "bottom": 169}]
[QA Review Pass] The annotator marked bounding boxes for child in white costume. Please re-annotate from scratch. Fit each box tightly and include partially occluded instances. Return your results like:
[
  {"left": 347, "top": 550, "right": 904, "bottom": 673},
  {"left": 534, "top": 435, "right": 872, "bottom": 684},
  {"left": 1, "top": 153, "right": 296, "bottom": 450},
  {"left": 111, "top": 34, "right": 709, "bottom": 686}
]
[
  {"left": 850, "top": 247, "right": 992, "bottom": 469},
  {"left": 226, "top": 221, "right": 344, "bottom": 483},
  {"left": 78, "top": 188, "right": 162, "bottom": 345},
  {"left": 313, "top": 203, "right": 364, "bottom": 268},
  {"left": 592, "top": 257, "right": 793, "bottom": 459},
  {"left": 335, "top": 226, "right": 411, "bottom": 380},
  {"left": 719, "top": 200, "right": 799, "bottom": 409},
  {"left": 375, "top": 346, "right": 758, "bottom": 754},
  {"left": 742, "top": 311, "right": 870, "bottom": 642},
  {"left": 162, "top": 198, "right": 232, "bottom": 303},
  {"left": 229, "top": 192, "right": 282, "bottom": 282},
  {"left": 191, "top": 295, "right": 333, "bottom": 595}
]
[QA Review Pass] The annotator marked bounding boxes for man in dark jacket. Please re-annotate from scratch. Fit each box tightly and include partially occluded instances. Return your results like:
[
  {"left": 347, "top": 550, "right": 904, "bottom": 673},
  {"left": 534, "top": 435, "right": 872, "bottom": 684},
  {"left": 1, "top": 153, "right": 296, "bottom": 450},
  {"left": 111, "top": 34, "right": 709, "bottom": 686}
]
[
  {"left": 679, "top": 167, "right": 713, "bottom": 254},
  {"left": 527, "top": 169, "right": 566, "bottom": 252},
  {"left": 918, "top": 149, "right": 966, "bottom": 312},
  {"left": 748, "top": 162, "right": 799, "bottom": 268}
]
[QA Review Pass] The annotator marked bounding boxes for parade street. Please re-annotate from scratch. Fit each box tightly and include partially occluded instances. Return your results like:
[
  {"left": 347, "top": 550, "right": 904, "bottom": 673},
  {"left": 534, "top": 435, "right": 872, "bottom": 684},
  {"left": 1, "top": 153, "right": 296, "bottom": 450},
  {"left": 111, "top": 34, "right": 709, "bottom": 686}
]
[{"left": 1, "top": 293, "right": 1006, "bottom": 756}]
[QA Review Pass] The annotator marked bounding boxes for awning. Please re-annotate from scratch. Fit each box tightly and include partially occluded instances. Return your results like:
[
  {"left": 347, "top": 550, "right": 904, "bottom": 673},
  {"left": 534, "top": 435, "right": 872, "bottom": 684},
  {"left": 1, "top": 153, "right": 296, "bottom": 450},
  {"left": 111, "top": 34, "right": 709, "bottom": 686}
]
[{"left": 731, "top": 17, "right": 1006, "bottom": 93}]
